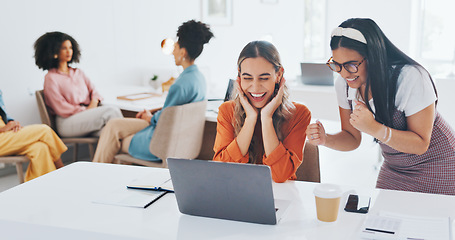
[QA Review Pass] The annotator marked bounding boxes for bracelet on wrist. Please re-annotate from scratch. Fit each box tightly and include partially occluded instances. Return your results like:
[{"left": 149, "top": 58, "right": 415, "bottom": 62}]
[{"left": 383, "top": 126, "right": 392, "bottom": 144}]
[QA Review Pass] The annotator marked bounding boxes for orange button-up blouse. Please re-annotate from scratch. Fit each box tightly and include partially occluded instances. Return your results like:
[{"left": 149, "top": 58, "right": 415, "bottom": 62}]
[{"left": 213, "top": 101, "right": 311, "bottom": 183}]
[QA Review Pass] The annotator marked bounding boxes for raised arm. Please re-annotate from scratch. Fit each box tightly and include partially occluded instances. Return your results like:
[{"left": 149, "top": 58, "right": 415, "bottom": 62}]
[
  {"left": 350, "top": 101, "right": 434, "bottom": 155},
  {"left": 307, "top": 107, "right": 362, "bottom": 151},
  {"left": 213, "top": 102, "right": 251, "bottom": 163},
  {"left": 262, "top": 104, "right": 311, "bottom": 183}
]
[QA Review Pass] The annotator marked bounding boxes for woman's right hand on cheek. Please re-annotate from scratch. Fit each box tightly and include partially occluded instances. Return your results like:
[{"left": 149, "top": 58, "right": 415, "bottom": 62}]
[
  {"left": 305, "top": 120, "right": 327, "bottom": 145},
  {"left": 236, "top": 78, "right": 258, "bottom": 119}
]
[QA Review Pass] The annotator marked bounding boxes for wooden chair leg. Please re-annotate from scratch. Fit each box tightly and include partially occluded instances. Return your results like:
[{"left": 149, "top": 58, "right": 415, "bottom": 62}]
[
  {"left": 15, "top": 162, "right": 25, "bottom": 184},
  {"left": 88, "top": 143, "right": 95, "bottom": 161},
  {"left": 73, "top": 143, "right": 78, "bottom": 162}
]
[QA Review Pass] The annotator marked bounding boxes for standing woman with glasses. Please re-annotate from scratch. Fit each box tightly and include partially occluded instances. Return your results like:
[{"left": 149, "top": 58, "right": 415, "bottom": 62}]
[{"left": 306, "top": 18, "right": 455, "bottom": 195}]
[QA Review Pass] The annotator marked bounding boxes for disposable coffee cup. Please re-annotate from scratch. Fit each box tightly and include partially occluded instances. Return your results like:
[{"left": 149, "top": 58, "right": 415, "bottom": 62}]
[{"left": 313, "top": 183, "right": 342, "bottom": 222}]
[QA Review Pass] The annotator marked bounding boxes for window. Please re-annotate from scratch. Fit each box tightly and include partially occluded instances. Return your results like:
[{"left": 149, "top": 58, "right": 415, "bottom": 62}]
[
  {"left": 418, "top": 0, "right": 455, "bottom": 77},
  {"left": 302, "top": 0, "right": 327, "bottom": 61}
]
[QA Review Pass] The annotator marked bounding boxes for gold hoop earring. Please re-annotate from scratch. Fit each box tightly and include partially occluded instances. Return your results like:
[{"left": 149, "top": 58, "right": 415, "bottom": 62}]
[{"left": 54, "top": 54, "right": 58, "bottom": 59}]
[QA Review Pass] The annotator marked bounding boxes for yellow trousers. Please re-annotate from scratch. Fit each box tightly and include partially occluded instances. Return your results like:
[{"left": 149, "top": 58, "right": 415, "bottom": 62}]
[{"left": 0, "top": 124, "right": 67, "bottom": 181}]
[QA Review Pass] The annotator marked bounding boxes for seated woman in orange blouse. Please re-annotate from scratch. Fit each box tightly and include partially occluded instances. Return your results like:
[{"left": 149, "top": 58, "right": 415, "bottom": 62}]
[{"left": 213, "top": 41, "right": 311, "bottom": 183}]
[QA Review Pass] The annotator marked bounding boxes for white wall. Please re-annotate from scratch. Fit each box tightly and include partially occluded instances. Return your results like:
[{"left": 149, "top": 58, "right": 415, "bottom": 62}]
[
  {"left": 435, "top": 77, "right": 455, "bottom": 128},
  {"left": 2, "top": 0, "right": 446, "bottom": 127},
  {"left": 326, "top": 0, "right": 415, "bottom": 56},
  {"left": 0, "top": 0, "right": 199, "bottom": 125},
  {"left": 0, "top": 0, "right": 306, "bottom": 125}
]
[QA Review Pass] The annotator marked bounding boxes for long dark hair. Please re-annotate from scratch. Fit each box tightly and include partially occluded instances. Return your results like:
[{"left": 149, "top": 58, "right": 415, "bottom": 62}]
[
  {"left": 34, "top": 31, "right": 81, "bottom": 70},
  {"left": 330, "top": 18, "right": 436, "bottom": 127},
  {"left": 177, "top": 20, "right": 214, "bottom": 61},
  {"left": 234, "top": 41, "right": 294, "bottom": 163}
]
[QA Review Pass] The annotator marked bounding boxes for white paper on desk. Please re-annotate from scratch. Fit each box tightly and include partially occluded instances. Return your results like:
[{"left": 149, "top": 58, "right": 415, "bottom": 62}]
[
  {"left": 124, "top": 93, "right": 154, "bottom": 100},
  {"left": 92, "top": 187, "right": 166, "bottom": 208},
  {"left": 359, "top": 211, "right": 452, "bottom": 240}
]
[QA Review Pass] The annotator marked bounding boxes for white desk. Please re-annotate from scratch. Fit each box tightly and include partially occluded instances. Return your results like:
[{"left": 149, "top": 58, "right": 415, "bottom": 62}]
[
  {"left": 97, "top": 82, "right": 338, "bottom": 122},
  {"left": 288, "top": 80, "right": 340, "bottom": 122},
  {"left": 98, "top": 84, "right": 220, "bottom": 122},
  {"left": 0, "top": 162, "right": 453, "bottom": 239},
  {"left": 99, "top": 84, "right": 167, "bottom": 113}
]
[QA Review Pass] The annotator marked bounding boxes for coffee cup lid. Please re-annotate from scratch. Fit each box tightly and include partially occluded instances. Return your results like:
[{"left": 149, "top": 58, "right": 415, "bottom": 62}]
[{"left": 313, "top": 183, "right": 342, "bottom": 198}]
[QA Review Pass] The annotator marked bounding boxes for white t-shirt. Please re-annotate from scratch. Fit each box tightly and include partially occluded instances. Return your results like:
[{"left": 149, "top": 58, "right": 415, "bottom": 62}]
[{"left": 335, "top": 65, "right": 437, "bottom": 117}]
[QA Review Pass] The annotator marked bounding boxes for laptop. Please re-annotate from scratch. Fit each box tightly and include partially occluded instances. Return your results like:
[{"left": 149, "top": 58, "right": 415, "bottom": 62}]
[
  {"left": 223, "top": 79, "right": 235, "bottom": 101},
  {"left": 300, "top": 63, "right": 334, "bottom": 86},
  {"left": 206, "top": 79, "right": 234, "bottom": 114},
  {"left": 167, "top": 158, "right": 289, "bottom": 225}
]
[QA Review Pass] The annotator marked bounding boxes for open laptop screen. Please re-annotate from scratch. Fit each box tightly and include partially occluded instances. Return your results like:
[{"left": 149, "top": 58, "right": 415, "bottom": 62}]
[
  {"left": 300, "top": 63, "right": 334, "bottom": 86},
  {"left": 224, "top": 79, "right": 235, "bottom": 101},
  {"left": 167, "top": 158, "right": 281, "bottom": 225}
]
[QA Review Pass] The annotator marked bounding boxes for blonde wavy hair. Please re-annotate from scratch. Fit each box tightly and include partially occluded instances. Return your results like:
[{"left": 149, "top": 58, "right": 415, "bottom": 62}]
[{"left": 231, "top": 41, "right": 295, "bottom": 164}]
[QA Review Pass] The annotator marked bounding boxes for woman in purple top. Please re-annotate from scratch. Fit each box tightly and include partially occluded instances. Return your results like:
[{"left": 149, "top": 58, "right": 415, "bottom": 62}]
[{"left": 34, "top": 32, "right": 122, "bottom": 137}]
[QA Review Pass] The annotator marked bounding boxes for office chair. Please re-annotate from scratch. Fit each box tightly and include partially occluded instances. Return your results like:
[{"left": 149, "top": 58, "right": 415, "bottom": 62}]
[
  {"left": 114, "top": 100, "right": 207, "bottom": 168},
  {"left": 35, "top": 90, "right": 98, "bottom": 162},
  {"left": 295, "top": 141, "right": 321, "bottom": 182}
]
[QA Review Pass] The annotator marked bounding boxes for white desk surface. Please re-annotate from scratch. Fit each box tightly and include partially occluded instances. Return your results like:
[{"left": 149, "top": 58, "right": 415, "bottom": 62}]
[
  {"left": 0, "top": 162, "right": 453, "bottom": 240},
  {"left": 287, "top": 80, "right": 340, "bottom": 122},
  {"left": 98, "top": 84, "right": 220, "bottom": 122},
  {"left": 98, "top": 84, "right": 167, "bottom": 113},
  {"left": 96, "top": 82, "right": 338, "bottom": 123}
]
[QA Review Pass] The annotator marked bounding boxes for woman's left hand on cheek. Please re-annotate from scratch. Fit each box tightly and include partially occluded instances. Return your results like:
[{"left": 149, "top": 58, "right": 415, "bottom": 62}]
[
  {"left": 261, "top": 78, "right": 286, "bottom": 119},
  {"left": 349, "top": 100, "right": 376, "bottom": 133}
]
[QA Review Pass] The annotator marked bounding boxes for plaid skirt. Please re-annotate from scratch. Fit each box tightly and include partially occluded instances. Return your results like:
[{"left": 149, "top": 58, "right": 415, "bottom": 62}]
[{"left": 377, "top": 111, "right": 455, "bottom": 195}]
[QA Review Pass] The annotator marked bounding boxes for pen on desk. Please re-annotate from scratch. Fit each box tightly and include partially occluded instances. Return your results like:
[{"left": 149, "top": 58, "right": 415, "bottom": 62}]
[
  {"left": 364, "top": 228, "right": 395, "bottom": 234},
  {"left": 127, "top": 184, "right": 174, "bottom": 193},
  {"left": 144, "top": 191, "right": 168, "bottom": 209},
  {"left": 127, "top": 185, "right": 158, "bottom": 191}
]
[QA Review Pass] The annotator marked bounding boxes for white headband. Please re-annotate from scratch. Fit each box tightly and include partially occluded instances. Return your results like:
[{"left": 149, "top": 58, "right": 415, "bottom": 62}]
[{"left": 331, "top": 27, "right": 367, "bottom": 44}]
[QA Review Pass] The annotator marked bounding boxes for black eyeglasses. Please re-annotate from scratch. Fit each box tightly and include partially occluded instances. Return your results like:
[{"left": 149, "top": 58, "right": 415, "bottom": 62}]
[{"left": 326, "top": 57, "right": 366, "bottom": 73}]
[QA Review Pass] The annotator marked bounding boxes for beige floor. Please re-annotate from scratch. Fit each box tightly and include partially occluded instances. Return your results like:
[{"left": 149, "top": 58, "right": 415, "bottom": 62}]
[
  {"left": 0, "top": 120, "right": 381, "bottom": 193},
  {"left": 0, "top": 173, "right": 21, "bottom": 193}
]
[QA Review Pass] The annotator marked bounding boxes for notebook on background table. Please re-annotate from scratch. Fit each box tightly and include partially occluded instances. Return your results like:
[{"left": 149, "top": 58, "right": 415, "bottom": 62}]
[{"left": 167, "top": 158, "right": 289, "bottom": 225}]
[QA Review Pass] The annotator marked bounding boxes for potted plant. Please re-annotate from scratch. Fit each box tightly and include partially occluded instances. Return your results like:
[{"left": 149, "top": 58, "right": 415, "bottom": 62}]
[{"left": 149, "top": 74, "right": 160, "bottom": 89}]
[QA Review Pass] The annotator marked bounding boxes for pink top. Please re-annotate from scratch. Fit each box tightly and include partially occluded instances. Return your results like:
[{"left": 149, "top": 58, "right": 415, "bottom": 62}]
[{"left": 43, "top": 68, "right": 103, "bottom": 118}]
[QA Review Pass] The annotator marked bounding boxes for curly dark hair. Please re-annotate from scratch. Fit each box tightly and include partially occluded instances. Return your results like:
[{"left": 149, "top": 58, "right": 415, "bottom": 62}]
[
  {"left": 34, "top": 32, "right": 81, "bottom": 70},
  {"left": 177, "top": 20, "right": 214, "bottom": 61}
]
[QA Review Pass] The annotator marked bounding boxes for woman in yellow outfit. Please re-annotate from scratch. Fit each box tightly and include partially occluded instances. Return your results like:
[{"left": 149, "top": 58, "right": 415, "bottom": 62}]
[{"left": 0, "top": 90, "right": 67, "bottom": 181}]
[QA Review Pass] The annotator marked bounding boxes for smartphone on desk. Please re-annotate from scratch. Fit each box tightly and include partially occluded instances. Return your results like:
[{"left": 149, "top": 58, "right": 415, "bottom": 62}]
[{"left": 344, "top": 194, "right": 370, "bottom": 214}]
